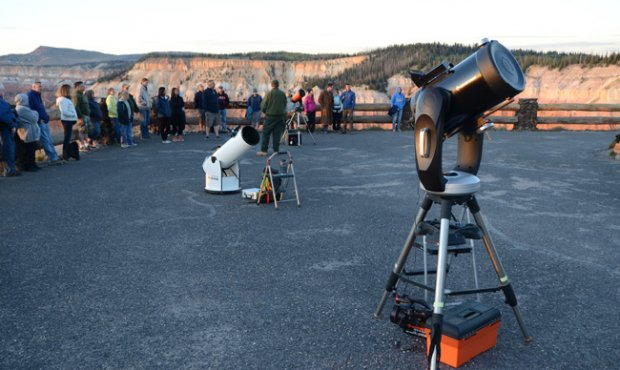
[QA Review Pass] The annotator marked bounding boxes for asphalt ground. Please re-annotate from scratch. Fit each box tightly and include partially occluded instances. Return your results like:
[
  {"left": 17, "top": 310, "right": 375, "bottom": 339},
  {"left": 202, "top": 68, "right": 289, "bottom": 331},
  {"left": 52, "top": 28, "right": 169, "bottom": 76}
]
[{"left": 1, "top": 129, "right": 619, "bottom": 370}]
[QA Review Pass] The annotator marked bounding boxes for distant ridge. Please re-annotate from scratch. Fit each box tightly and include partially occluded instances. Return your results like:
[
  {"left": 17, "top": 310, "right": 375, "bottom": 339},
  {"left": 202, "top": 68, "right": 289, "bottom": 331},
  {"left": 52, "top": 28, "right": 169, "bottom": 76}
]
[{"left": 0, "top": 46, "right": 143, "bottom": 66}]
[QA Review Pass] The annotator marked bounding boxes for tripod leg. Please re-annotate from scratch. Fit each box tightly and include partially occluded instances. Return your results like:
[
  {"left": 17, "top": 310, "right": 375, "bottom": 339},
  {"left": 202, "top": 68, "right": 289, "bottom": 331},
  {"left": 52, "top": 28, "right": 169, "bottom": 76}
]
[
  {"left": 467, "top": 196, "right": 533, "bottom": 343},
  {"left": 428, "top": 200, "right": 452, "bottom": 370},
  {"left": 374, "top": 195, "right": 432, "bottom": 319}
]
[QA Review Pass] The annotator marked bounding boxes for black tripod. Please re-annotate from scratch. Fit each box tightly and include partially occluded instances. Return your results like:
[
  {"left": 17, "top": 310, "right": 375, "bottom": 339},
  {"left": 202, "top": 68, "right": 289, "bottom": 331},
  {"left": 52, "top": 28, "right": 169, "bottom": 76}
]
[
  {"left": 281, "top": 107, "right": 316, "bottom": 145},
  {"left": 374, "top": 172, "right": 532, "bottom": 370}
]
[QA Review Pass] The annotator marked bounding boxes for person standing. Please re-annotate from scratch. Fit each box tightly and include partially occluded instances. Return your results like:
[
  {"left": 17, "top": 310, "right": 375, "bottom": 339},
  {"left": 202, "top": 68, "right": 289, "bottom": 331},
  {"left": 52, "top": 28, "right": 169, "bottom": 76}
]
[
  {"left": 390, "top": 87, "right": 407, "bottom": 132},
  {"left": 137, "top": 78, "right": 152, "bottom": 139},
  {"left": 194, "top": 84, "right": 205, "bottom": 134},
  {"left": 156, "top": 87, "right": 172, "bottom": 143},
  {"left": 106, "top": 87, "right": 120, "bottom": 144},
  {"left": 73, "top": 81, "right": 91, "bottom": 151},
  {"left": 121, "top": 84, "right": 138, "bottom": 144},
  {"left": 332, "top": 87, "right": 343, "bottom": 132},
  {"left": 117, "top": 91, "right": 137, "bottom": 148},
  {"left": 340, "top": 83, "right": 356, "bottom": 134},
  {"left": 217, "top": 85, "right": 230, "bottom": 134},
  {"left": 203, "top": 80, "right": 220, "bottom": 139},
  {"left": 56, "top": 84, "right": 78, "bottom": 160},
  {"left": 28, "top": 81, "right": 62, "bottom": 164},
  {"left": 85, "top": 90, "right": 102, "bottom": 149},
  {"left": 257, "top": 80, "right": 287, "bottom": 156},
  {"left": 318, "top": 83, "right": 334, "bottom": 133},
  {"left": 0, "top": 90, "right": 18, "bottom": 176},
  {"left": 247, "top": 88, "right": 263, "bottom": 128},
  {"left": 303, "top": 89, "right": 316, "bottom": 133},
  {"left": 170, "top": 87, "right": 186, "bottom": 142},
  {"left": 14, "top": 93, "right": 41, "bottom": 172}
]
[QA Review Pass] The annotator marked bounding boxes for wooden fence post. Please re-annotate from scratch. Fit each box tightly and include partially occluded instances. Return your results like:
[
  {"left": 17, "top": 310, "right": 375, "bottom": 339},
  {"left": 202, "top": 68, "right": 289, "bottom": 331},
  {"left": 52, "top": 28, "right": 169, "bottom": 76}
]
[{"left": 515, "top": 98, "right": 538, "bottom": 130}]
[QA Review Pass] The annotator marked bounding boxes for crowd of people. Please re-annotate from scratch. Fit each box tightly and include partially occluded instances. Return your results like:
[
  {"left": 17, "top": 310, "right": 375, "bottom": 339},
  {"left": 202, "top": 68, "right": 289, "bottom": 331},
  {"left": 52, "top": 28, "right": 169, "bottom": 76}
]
[{"left": 0, "top": 77, "right": 409, "bottom": 177}]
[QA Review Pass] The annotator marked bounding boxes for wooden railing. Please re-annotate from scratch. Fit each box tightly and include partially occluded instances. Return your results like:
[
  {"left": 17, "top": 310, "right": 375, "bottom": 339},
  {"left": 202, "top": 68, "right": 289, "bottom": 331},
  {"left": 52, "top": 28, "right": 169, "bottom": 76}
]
[{"left": 42, "top": 99, "right": 620, "bottom": 144}]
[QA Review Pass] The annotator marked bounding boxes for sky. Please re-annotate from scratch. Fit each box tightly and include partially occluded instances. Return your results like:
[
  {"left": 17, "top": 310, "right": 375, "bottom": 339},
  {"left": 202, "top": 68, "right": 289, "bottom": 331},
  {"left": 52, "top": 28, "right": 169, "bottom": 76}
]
[{"left": 1, "top": 0, "right": 619, "bottom": 56}]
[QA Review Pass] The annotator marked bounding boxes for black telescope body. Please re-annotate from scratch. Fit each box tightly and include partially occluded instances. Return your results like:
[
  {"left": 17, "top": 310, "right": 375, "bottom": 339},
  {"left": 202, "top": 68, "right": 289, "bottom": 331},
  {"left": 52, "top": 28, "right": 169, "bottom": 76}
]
[{"left": 412, "top": 40, "right": 525, "bottom": 192}]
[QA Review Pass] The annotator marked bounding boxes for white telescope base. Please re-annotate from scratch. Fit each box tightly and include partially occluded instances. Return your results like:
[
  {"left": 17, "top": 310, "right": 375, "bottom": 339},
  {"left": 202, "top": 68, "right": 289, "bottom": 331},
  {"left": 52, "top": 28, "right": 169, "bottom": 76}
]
[
  {"left": 204, "top": 160, "right": 241, "bottom": 194},
  {"left": 420, "top": 171, "right": 481, "bottom": 195}
]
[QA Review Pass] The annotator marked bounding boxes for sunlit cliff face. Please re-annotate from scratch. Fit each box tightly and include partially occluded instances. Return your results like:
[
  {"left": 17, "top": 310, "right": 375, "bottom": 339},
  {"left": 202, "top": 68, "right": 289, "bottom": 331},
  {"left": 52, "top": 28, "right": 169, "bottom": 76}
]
[{"left": 2, "top": 56, "right": 619, "bottom": 107}]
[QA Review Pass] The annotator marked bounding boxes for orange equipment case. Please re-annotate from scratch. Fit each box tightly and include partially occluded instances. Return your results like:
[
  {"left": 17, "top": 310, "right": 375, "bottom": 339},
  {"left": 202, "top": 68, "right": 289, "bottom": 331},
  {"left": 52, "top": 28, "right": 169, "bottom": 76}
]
[{"left": 422, "top": 301, "right": 501, "bottom": 368}]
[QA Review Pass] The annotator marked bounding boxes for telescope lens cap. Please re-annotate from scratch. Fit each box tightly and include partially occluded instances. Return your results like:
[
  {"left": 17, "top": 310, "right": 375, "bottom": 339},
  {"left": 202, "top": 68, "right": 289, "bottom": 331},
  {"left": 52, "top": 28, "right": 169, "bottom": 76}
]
[{"left": 489, "top": 41, "right": 525, "bottom": 93}]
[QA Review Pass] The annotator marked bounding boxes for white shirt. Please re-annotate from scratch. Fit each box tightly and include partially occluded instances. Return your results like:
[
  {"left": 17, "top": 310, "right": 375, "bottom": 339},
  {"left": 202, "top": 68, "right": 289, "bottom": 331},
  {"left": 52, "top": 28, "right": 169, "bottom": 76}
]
[{"left": 56, "top": 96, "right": 78, "bottom": 121}]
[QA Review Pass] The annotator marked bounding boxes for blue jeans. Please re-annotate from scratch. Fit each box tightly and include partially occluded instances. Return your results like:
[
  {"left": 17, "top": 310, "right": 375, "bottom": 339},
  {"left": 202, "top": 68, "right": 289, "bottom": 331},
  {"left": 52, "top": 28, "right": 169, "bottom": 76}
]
[
  {"left": 120, "top": 124, "right": 134, "bottom": 145},
  {"left": 219, "top": 109, "right": 227, "bottom": 132},
  {"left": 89, "top": 120, "right": 101, "bottom": 140},
  {"left": 111, "top": 118, "right": 121, "bottom": 143},
  {"left": 38, "top": 122, "right": 59, "bottom": 161},
  {"left": 140, "top": 109, "right": 150, "bottom": 138},
  {"left": 392, "top": 109, "right": 403, "bottom": 131},
  {"left": 0, "top": 125, "right": 16, "bottom": 173}
]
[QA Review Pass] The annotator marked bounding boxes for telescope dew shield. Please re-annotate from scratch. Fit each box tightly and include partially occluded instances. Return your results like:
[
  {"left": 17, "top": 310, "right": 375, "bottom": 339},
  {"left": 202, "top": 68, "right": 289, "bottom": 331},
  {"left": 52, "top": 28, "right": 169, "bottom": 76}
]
[{"left": 435, "top": 40, "right": 525, "bottom": 136}]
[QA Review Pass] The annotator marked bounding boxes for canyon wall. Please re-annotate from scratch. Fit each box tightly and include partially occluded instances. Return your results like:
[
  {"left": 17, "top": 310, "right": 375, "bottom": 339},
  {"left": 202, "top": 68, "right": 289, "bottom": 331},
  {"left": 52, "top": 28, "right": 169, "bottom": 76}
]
[{"left": 2, "top": 55, "right": 619, "bottom": 109}]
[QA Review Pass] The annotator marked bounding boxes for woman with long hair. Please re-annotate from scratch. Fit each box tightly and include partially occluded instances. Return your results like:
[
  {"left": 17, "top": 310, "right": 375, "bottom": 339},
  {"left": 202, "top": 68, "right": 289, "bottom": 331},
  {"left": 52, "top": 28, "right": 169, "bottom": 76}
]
[
  {"left": 170, "top": 87, "right": 186, "bottom": 142},
  {"left": 56, "top": 84, "right": 78, "bottom": 160},
  {"left": 156, "top": 87, "right": 172, "bottom": 143}
]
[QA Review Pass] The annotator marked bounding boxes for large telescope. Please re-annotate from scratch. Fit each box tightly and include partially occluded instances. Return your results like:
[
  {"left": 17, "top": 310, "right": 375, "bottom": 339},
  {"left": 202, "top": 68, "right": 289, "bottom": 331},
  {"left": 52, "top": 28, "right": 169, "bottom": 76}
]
[
  {"left": 202, "top": 126, "right": 260, "bottom": 193},
  {"left": 412, "top": 39, "right": 525, "bottom": 193}
]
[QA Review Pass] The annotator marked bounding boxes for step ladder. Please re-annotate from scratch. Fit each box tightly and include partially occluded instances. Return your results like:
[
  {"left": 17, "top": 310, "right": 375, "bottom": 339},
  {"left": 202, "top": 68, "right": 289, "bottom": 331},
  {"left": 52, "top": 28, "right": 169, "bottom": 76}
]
[{"left": 257, "top": 151, "right": 301, "bottom": 209}]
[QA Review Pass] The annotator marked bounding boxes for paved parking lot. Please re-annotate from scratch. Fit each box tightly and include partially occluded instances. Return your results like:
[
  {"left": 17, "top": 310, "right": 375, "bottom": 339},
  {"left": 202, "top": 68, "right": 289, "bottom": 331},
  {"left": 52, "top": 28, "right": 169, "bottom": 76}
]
[{"left": 1, "top": 130, "right": 619, "bottom": 369}]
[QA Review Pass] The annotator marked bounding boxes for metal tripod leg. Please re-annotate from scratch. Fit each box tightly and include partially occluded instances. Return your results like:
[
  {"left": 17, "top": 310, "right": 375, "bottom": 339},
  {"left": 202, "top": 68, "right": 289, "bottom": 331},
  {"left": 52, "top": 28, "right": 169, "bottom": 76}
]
[
  {"left": 467, "top": 196, "right": 533, "bottom": 343},
  {"left": 374, "top": 196, "right": 433, "bottom": 319},
  {"left": 428, "top": 200, "right": 452, "bottom": 370}
]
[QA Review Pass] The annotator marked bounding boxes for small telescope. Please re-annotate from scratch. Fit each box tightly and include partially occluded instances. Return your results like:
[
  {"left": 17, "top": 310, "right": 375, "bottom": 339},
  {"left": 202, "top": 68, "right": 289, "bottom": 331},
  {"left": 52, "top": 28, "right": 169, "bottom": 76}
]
[
  {"left": 202, "top": 126, "right": 260, "bottom": 193},
  {"left": 291, "top": 89, "right": 306, "bottom": 103}
]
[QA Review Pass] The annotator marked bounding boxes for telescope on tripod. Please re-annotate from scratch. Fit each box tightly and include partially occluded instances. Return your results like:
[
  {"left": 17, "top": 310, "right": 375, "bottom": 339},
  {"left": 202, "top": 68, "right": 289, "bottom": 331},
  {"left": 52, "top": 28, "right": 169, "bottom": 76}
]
[{"left": 374, "top": 39, "right": 532, "bottom": 370}]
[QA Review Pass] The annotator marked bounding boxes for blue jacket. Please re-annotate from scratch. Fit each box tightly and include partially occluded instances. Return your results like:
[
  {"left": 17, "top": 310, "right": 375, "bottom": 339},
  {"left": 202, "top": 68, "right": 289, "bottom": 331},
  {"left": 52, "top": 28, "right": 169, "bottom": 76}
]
[
  {"left": 247, "top": 94, "right": 262, "bottom": 112},
  {"left": 88, "top": 97, "right": 103, "bottom": 121},
  {"left": 0, "top": 97, "right": 17, "bottom": 128},
  {"left": 340, "top": 90, "right": 356, "bottom": 109},
  {"left": 27, "top": 90, "right": 49, "bottom": 123},
  {"left": 156, "top": 96, "right": 172, "bottom": 118},
  {"left": 203, "top": 88, "right": 219, "bottom": 113},
  {"left": 391, "top": 92, "right": 407, "bottom": 110}
]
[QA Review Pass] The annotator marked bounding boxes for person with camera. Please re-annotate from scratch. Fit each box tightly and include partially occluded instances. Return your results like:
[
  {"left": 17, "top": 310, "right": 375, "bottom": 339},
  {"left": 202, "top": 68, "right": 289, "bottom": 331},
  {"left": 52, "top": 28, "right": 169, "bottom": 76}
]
[
  {"left": 303, "top": 89, "right": 316, "bottom": 133},
  {"left": 318, "top": 83, "right": 334, "bottom": 133},
  {"left": 257, "top": 80, "right": 287, "bottom": 156}
]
